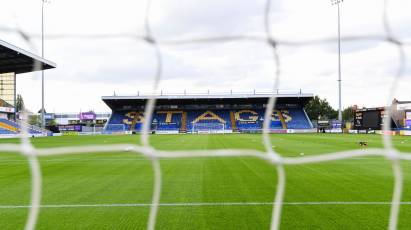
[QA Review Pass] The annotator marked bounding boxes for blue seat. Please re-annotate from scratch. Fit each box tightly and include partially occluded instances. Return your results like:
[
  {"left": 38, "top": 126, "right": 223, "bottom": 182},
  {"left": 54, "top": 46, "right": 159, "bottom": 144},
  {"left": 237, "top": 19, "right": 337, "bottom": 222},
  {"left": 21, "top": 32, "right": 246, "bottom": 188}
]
[
  {"left": 283, "top": 108, "right": 312, "bottom": 129},
  {"left": 104, "top": 108, "right": 312, "bottom": 133}
]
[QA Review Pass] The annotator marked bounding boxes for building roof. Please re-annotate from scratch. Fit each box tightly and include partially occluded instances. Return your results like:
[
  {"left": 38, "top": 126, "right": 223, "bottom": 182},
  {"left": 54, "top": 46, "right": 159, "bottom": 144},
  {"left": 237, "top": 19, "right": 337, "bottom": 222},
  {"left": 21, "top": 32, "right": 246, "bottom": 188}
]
[
  {"left": 102, "top": 92, "right": 314, "bottom": 110},
  {"left": 102, "top": 92, "right": 313, "bottom": 101},
  {"left": 0, "top": 39, "right": 56, "bottom": 74}
]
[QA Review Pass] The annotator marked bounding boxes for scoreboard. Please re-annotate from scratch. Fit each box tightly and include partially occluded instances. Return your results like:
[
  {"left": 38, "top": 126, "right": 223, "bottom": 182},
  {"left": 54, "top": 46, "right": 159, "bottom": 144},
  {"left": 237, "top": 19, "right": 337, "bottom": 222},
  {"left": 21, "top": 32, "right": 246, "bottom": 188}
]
[{"left": 354, "top": 107, "right": 385, "bottom": 130}]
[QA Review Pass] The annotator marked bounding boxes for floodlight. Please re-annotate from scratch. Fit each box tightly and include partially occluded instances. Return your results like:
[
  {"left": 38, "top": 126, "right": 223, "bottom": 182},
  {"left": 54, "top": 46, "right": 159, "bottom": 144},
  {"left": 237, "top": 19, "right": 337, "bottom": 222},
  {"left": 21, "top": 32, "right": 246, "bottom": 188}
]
[
  {"left": 331, "top": 0, "right": 343, "bottom": 5},
  {"left": 330, "top": 0, "right": 344, "bottom": 122}
]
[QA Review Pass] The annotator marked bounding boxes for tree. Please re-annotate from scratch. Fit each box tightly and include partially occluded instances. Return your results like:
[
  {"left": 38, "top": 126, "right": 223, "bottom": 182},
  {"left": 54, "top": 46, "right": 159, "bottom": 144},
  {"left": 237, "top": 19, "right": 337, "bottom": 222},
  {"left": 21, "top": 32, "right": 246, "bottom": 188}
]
[
  {"left": 47, "top": 119, "right": 57, "bottom": 127},
  {"left": 342, "top": 106, "right": 356, "bottom": 122},
  {"left": 305, "top": 96, "right": 338, "bottom": 120},
  {"left": 16, "top": 94, "right": 24, "bottom": 113},
  {"left": 28, "top": 115, "right": 41, "bottom": 126}
]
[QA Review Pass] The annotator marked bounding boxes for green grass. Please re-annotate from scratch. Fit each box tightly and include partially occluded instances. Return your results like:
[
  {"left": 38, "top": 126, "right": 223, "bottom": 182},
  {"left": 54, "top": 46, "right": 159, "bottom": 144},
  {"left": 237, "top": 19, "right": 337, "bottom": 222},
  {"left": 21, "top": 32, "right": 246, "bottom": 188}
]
[{"left": 0, "top": 133, "right": 411, "bottom": 229}]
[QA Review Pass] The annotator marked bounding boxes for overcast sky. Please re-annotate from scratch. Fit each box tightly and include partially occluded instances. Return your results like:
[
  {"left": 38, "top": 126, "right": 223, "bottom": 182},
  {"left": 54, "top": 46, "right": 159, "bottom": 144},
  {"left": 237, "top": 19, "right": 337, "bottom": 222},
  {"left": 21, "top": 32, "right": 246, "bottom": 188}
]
[{"left": 0, "top": 0, "right": 410, "bottom": 113}]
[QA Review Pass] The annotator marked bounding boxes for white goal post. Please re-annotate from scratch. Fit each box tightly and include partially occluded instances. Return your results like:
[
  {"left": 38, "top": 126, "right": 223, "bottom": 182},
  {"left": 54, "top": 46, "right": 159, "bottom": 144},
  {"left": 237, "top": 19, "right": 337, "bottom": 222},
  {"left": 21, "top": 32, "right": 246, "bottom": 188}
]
[{"left": 191, "top": 123, "right": 225, "bottom": 134}]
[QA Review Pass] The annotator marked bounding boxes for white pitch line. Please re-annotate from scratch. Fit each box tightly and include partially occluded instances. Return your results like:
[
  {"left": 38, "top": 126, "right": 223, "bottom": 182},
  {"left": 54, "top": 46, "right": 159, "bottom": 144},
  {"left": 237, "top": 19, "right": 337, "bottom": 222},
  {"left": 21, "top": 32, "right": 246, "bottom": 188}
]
[{"left": 1, "top": 201, "right": 411, "bottom": 209}]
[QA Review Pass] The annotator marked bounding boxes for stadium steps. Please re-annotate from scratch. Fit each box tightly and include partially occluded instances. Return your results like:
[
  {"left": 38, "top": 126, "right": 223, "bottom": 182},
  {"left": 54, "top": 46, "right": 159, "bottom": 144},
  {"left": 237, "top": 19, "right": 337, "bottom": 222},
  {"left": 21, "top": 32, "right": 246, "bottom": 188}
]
[
  {"left": 278, "top": 110, "right": 288, "bottom": 129},
  {"left": 0, "top": 120, "right": 19, "bottom": 133},
  {"left": 0, "top": 119, "right": 49, "bottom": 135},
  {"left": 180, "top": 112, "right": 187, "bottom": 133},
  {"left": 230, "top": 111, "right": 237, "bottom": 131},
  {"left": 23, "top": 123, "right": 49, "bottom": 134},
  {"left": 285, "top": 109, "right": 312, "bottom": 129}
]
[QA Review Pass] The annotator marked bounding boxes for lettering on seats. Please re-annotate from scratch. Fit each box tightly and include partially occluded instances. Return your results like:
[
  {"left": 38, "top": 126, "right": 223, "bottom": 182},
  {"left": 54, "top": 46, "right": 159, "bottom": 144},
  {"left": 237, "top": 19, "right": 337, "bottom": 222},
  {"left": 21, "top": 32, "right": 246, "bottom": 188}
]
[
  {"left": 281, "top": 110, "right": 292, "bottom": 123},
  {"left": 235, "top": 110, "right": 259, "bottom": 123},
  {"left": 123, "top": 111, "right": 144, "bottom": 125},
  {"left": 157, "top": 111, "right": 183, "bottom": 123},
  {"left": 271, "top": 110, "right": 281, "bottom": 121},
  {"left": 270, "top": 110, "right": 292, "bottom": 122},
  {"left": 192, "top": 111, "right": 226, "bottom": 124}
]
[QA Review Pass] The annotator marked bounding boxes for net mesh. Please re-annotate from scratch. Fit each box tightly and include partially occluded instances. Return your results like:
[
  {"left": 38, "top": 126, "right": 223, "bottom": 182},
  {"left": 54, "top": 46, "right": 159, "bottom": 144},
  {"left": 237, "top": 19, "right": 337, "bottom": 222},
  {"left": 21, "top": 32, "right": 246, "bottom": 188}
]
[
  {"left": 192, "top": 123, "right": 226, "bottom": 133},
  {"left": 1, "top": 0, "right": 410, "bottom": 229},
  {"left": 104, "top": 124, "right": 126, "bottom": 133}
]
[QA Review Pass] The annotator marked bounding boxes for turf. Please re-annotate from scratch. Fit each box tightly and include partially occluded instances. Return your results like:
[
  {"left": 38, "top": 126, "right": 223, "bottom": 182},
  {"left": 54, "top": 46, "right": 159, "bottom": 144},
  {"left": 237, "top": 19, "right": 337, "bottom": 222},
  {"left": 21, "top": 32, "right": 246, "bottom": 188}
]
[{"left": 0, "top": 133, "right": 411, "bottom": 229}]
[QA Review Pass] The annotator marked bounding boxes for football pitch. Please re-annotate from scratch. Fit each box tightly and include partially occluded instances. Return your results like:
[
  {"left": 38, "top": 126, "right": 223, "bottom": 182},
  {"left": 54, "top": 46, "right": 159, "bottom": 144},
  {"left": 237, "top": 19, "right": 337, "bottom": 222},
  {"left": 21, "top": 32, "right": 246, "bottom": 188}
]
[{"left": 1, "top": 133, "right": 411, "bottom": 229}]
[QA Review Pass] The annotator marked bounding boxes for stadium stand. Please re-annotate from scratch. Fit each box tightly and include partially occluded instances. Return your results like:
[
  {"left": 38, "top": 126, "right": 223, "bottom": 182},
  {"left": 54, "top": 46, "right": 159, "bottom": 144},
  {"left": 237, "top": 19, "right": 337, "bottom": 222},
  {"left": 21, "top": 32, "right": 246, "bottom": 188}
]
[
  {"left": 108, "top": 111, "right": 131, "bottom": 131},
  {"left": 284, "top": 108, "right": 312, "bottom": 129},
  {"left": 105, "top": 108, "right": 312, "bottom": 133},
  {"left": 0, "top": 119, "right": 19, "bottom": 133},
  {"left": 0, "top": 128, "right": 17, "bottom": 134},
  {"left": 269, "top": 110, "right": 286, "bottom": 130},
  {"left": 235, "top": 109, "right": 263, "bottom": 131},
  {"left": 154, "top": 111, "right": 182, "bottom": 131},
  {"left": 0, "top": 119, "right": 45, "bottom": 134},
  {"left": 103, "top": 93, "right": 314, "bottom": 133}
]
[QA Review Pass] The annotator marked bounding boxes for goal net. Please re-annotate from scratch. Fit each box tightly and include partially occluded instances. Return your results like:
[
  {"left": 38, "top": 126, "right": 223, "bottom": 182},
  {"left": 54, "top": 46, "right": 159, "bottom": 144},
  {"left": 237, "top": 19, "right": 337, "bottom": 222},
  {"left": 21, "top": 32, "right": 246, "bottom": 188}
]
[
  {"left": 104, "top": 124, "right": 126, "bottom": 133},
  {"left": 2, "top": 0, "right": 410, "bottom": 230},
  {"left": 191, "top": 123, "right": 225, "bottom": 134}
]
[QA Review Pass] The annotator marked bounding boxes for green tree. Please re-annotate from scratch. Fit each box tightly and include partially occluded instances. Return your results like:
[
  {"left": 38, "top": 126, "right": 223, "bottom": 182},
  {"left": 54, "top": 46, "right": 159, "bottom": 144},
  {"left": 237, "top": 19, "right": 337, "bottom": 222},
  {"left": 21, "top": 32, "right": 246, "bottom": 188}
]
[
  {"left": 47, "top": 119, "right": 57, "bottom": 127},
  {"left": 28, "top": 115, "right": 41, "bottom": 126},
  {"left": 16, "top": 94, "right": 24, "bottom": 112},
  {"left": 342, "top": 106, "right": 356, "bottom": 122},
  {"left": 305, "top": 96, "right": 338, "bottom": 120}
]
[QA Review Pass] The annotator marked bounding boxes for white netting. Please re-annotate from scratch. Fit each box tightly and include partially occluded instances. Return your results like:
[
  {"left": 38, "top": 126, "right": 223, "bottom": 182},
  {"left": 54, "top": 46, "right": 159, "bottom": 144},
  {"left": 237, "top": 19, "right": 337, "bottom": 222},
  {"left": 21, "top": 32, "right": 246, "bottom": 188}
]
[
  {"left": 191, "top": 123, "right": 226, "bottom": 133},
  {"left": 104, "top": 124, "right": 126, "bottom": 133},
  {"left": 1, "top": 0, "right": 410, "bottom": 230}
]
